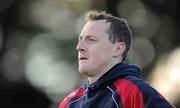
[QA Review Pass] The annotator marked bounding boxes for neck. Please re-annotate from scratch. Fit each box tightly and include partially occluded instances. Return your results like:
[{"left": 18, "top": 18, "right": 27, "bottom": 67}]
[{"left": 88, "top": 61, "right": 121, "bottom": 84}]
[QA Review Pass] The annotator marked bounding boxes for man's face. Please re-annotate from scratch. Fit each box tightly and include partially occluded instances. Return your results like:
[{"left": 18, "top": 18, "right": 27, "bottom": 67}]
[{"left": 76, "top": 20, "right": 118, "bottom": 77}]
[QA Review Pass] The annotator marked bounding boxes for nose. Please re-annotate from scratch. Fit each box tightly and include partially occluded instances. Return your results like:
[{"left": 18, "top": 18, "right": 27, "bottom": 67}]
[{"left": 76, "top": 41, "right": 86, "bottom": 52}]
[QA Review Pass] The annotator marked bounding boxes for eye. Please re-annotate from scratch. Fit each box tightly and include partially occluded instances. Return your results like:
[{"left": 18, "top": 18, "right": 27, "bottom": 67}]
[{"left": 88, "top": 38, "right": 96, "bottom": 41}]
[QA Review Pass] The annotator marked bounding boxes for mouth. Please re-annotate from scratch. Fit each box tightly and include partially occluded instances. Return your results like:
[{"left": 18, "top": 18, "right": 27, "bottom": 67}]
[{"left": 79, "top": 57, "right": 88, "bottom": 60}]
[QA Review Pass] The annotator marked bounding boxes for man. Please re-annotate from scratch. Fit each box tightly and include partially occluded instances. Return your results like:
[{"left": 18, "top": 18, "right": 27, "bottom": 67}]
[{"left": 59, "top": 11, "right": 175, "bottom": 108}]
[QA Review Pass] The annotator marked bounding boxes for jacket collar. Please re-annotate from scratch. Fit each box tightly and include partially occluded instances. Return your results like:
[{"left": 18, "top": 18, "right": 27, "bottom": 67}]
[{"left": 83, "top": 62, "right": 141, "bottom": 92}]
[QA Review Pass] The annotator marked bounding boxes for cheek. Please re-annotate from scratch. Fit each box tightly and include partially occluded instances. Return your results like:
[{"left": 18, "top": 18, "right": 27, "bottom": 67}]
[{"left": 90, "top": 46, "right": 113, "bottom": 61}]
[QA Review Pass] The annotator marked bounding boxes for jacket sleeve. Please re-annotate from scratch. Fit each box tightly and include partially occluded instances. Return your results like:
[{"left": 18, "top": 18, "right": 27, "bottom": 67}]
[
  {"left": 58, "top": 88, "right": 85, "bottom": 108},
  {"left": 58, "top": 96, "right": 70, "bottom": 108},
  {"left": 114, "top": 79, "right": 145, "bottom": 108},
  {"left": 139, "top": 85, "right": 176, "bottom": 108},
  {"left": 114, "top": 78, "right": 175, "bottom": 108}
]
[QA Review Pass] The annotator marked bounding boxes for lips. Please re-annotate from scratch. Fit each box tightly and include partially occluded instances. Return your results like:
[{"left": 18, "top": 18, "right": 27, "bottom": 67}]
[{"left": 79, "top": 57, "right": 88, "bottom": 60}]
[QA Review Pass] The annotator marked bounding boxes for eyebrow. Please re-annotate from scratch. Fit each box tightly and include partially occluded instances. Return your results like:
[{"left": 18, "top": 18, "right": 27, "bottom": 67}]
[{"left": 79, "top": 35, "right": 97, "bottom": 39}]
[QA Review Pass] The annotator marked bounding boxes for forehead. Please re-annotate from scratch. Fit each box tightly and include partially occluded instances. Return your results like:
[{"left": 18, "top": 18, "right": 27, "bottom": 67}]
[{"left": 80, "top": 20, "right": 110, "bottom": 38}]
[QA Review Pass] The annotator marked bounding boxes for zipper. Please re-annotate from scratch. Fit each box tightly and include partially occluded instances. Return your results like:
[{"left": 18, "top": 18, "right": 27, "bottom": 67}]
[{"left": 85, "top": 86, "right": 88, "bottom": 100}]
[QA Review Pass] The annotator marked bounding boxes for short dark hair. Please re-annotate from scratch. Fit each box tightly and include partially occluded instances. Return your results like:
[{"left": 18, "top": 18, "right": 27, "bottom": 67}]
[{"left": 85, "top": 10, "right": 132, "bottom": 61}]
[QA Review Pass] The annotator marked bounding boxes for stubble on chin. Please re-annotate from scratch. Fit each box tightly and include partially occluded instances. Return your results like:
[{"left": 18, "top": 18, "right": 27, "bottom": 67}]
[
  {"left": 79, "top": 67, "right": 88, "bottom": 75},
  {"left": 78, "top": 67, "right": 94, "bottom": 77}
]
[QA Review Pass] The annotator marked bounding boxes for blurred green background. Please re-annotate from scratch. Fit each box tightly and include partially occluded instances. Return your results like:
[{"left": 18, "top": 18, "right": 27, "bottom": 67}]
[{"left": 0, "top": 0, "right": 179, "bottom": 107}]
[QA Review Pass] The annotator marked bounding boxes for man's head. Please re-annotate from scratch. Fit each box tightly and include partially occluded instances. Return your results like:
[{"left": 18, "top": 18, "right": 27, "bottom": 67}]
[
  {"left": 85, "top": 11, "right": 132, "bottom": 61},
  {"left": 76, "top": 11, "right": 132, "bottom": 81}
]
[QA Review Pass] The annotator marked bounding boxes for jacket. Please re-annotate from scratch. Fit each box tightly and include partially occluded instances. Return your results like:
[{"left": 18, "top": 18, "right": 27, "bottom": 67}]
[{"left": 59, "top": 63, "right": 175, "bottom": 108}]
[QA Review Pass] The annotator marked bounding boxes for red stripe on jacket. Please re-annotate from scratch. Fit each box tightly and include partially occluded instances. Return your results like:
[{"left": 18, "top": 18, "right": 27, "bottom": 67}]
[
  {"left": 114, "top": 79, "right": 144, "bottom": 108},
  {"left": 59, "top": 88, "right": 85, "bottom": 108}
]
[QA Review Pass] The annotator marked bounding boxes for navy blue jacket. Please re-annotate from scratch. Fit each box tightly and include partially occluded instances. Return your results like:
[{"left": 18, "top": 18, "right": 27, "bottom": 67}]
[{"left": 59, "top": 63, "right": 175, "bottom": 108}]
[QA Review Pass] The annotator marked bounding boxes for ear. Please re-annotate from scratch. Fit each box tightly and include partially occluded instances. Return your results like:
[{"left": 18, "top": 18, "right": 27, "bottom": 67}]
[{"left": 113, "top": 42, "right": 126, "bottom": 58}]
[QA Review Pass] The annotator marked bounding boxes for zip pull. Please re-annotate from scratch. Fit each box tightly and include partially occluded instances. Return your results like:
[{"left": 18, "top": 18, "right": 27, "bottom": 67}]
[
  {"left": 85, "top": 87, "right": 88, "bottom": 92},
  {"left": 85, "top": 87, "right": 88, "bottom": 100},
  {"left": 90, "top": 84, "right": 95, "bottom": 88}
]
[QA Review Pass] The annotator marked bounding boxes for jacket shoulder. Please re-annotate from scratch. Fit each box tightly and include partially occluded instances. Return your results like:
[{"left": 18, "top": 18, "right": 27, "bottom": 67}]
[
  {"left": 113, "top": 78, "right": 144, "bottom": 108},
  {"left": 58, "top": 88, "right": 85, "bottom": 108},
  {"left": 113, "top": 76, "right": 175, "bottom": 108}
]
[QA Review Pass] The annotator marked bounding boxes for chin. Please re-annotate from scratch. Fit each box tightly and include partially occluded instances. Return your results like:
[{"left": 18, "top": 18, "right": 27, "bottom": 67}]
[
  {"left": 79, "top": 65, "right": 87, "bottom": 73},
  {"left": 79, "top": 68, "right": 87, "bottom": 74},
  {"left": 79, "top": 68, "right": 91, "bottom": 76}
]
